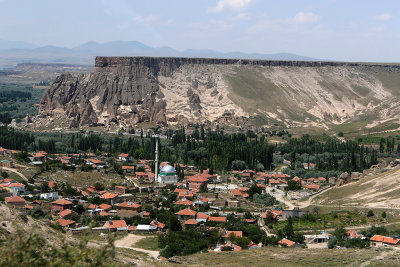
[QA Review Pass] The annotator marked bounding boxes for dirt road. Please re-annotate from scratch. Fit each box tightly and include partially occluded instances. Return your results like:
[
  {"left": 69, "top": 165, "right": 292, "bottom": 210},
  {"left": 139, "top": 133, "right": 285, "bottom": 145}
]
[{"left": 114, "top": 234, "right": 159, "bottom": 259}]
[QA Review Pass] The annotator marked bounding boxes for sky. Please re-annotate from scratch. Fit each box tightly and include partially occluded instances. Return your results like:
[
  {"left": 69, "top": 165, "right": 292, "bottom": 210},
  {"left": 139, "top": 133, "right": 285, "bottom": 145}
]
[{"left": 0, "top": 0, "right": 399, "bottom": 62}]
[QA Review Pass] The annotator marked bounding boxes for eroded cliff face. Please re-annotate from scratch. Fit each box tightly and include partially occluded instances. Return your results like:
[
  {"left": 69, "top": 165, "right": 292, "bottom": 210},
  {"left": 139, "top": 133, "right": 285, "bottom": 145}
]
[{"left": 38, "top": 56, "right": 400, "bottom": 129}]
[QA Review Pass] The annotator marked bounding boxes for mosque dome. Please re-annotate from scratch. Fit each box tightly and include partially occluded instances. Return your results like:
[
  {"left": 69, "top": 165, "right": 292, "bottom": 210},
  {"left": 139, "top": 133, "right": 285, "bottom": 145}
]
[{"left": 160, "top": 164, "right": 176, "bottom": 173}]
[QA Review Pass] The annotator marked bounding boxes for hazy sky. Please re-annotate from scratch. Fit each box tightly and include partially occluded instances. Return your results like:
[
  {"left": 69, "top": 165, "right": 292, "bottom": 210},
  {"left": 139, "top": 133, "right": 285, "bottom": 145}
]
[{"left": 0, "top": 0, "right": 399, "bottom": 62}]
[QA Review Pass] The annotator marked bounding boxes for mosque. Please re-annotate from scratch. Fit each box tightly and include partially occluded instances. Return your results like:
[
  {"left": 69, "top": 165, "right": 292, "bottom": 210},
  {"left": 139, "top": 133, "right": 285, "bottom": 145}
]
[{"left": 156, "top": 164, "right": 178, "bottom": 184}]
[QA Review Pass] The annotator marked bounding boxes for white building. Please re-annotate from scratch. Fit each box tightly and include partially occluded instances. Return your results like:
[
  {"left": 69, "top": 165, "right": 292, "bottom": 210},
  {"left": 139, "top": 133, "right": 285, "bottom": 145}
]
[
  {"left": 157, "top": 165, "right": 178, "bottom": 184},
  {"left": 40, "top": 192, "right": 59, "bottom": 200}
]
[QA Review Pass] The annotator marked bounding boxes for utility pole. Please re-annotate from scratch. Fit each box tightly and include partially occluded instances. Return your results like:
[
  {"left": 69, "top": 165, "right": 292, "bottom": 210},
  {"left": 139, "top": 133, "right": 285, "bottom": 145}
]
[{"left": 155, "top": 138, "right": 159, "bottom": 183}]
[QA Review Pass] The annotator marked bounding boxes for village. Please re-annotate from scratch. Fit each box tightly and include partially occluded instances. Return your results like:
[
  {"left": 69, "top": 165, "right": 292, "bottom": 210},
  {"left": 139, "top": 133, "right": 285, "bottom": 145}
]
[{"left": 1, "top": 139, "right": 399, "bottom": 262}]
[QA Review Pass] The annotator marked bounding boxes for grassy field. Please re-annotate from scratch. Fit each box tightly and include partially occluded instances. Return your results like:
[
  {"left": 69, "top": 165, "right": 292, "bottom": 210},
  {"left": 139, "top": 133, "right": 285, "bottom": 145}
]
[
  {"left": 167, "top": 246, "right": 395, "bottom": 267},
  {"left": 132, "top": 236, "right": 159, "bottom": 251}
]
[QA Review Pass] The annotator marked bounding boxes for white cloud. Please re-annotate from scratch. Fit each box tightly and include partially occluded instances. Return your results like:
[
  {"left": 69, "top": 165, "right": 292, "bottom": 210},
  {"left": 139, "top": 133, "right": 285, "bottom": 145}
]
[
  {"left": 373, "top": 13, "right": 392, "bottom": 21},
  {"left": 208, "top": 0, "right": 253, "bottom": 13},
  {"left": 134, "top": 15, "right": 160, "bottom": 23},
  {"left": 370, "top": 24, "right": 387, "bottom": 33},
  {"left": 289, "top": 12, "right": 320, "bottom": 24},
  {"left": 233, "top": 13, "right": 250, "bottom": 20}
]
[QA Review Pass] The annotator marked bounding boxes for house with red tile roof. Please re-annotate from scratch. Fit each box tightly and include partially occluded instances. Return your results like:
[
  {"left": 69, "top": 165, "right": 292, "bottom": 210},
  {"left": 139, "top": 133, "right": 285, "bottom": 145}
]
[
  {"left": 58, "top": 209, "right": 77, "bottom": 219},
  {"left": 175, "top": 198, "right": 193, "bottom": 206},
  {"left": 195, "top": 212, "right": 210, "bottom": 223},
  {"left": 118, "top": 153, "right": 130, "bottom": 161},
  {"left": 53, "top": 218, "right": 75, "bottom": 229},
  {"left": 150, "top": 220, "right": 166, "bottom": 231},
  {"left": 135, "top": 172, "right": 149, "bottom": 182},
  {"left": 100, "top": 192, "right": 119, "bottom": 204},
  {"left": 175, "top": 208, "right": 197, "bottom": 220},
  {"left": 121, "top": 165, "right": 135, "bottom": 174},
  {"left": 346, "top": 230, "right": 365, "bottom": 239},
  {"left": 303, "top": 162, "right": 316, "bottom": 170},
  {"left": 116, "top": 201, "right": 141, "bottom": 217},
  {"left": 24, "top": 204, "right": 34, "bottom": 210},
  {"left": 32, "top": 152, "right": 47, "bottom": 162},
  {"left": 103, "top": 220, "right": 128, "bottom": 231},
  {"left": 230, "top": 188, "right": 250, "bottom": 199},
  {"left": 184, "top": 219, "right": 199, "bottom": 227},
  {"left": 141, "top": 211, "right": 150, "bottom": 218},
  {"left": 370, "top": 235, "right": 400, "bottom": 247},
  {"left": 209, "top": 216, "right": 227, "bottom": 223},
  {"left": 52, "top": 199, "right": 73, "bottom": 212},
  {"left": 48, "top": 181, "right": 57, "bottom": 189},
  {"left": 221, "top": 229, "right": 242, "bottom": 238},
  {"left": 304, "top": 183, "right": 320, "bottom": 191},
  {"left": 5, "top": 195, "right": 26, "bottom": 208},
  {"left": 278, "top": 238, "right": 300, "bottom": 248},
  {"left": 115, "top": 185, "right": 127, "bottom": 195}
]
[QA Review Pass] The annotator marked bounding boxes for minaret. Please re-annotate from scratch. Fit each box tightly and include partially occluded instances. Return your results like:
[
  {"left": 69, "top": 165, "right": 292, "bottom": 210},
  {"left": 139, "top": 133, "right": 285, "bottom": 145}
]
[{"left": 155, "top": 138, "right": 159, "bottom": 183}]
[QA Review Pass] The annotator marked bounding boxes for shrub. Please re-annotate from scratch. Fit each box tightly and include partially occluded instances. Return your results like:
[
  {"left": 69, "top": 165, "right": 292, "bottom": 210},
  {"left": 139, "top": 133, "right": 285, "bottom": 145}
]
[
  {"left": 252, "top": 193, "right": 278, "bottom": 206},
  {"left": 327, "top": 236, "right": 337, "bottom": 249},
  {"left": 0, "top": 229, "right": 117, "bottom": 266},
  {"left": 367, "top": 210, "right": 374, "bottom": 217}
]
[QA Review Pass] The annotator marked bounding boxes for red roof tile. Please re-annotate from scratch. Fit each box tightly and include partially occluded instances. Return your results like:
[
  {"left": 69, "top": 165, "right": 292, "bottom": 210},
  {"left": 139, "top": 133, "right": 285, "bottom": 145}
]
[
  {"left": 209, "top": 217, "right": 227, "bottom": 223},
  {"left": 175, "top": 208, "right": 197, "bottom": 216},
  {"left": 370, "top": 235, "right": 399, "bottom": 245},
  {"left": 52, "top": 199, "right": 73, "bottom": 205},
  {"left": 279, "top": 238, "right": 296, "bottom": 247},
  {"left": 184, "top": 219, "right": 199, "bottom": 225},
  {"left": 6, "top": 195, "right": 26, "bottom": 204},
  {"left": 53, "top": 218, "right": 75, "bottom": 227}
]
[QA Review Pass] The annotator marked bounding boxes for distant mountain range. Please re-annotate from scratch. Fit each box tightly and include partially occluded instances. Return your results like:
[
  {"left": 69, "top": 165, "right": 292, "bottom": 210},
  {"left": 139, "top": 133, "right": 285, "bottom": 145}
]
[{"left": 0, "top": 39, "right": 317, "bottom": 68}]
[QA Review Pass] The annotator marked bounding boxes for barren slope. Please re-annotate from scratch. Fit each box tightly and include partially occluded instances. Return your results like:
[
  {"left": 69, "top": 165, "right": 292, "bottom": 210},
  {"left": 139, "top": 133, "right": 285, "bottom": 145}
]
[{"left": 315, "top": 166, "right": 400, "bottom": 209}]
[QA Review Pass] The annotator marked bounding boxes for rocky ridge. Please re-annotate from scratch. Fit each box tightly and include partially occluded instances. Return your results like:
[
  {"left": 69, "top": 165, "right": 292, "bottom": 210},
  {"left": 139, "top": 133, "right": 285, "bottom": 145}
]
[{"left": 37, "top": 56, "right": 400, "bottom": 130}]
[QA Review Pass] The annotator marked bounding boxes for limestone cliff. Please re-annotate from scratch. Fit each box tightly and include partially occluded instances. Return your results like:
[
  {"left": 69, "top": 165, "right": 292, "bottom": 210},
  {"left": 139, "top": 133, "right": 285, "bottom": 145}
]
[{"left": 38, "top": 56, "right": 400, "bottom": 129}]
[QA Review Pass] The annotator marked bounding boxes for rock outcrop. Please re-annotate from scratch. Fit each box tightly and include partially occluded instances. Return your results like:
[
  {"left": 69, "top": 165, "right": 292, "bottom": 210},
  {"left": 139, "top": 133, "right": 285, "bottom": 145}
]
[{"left": 38, "top": 56, "right": 400, "bottom": 129}]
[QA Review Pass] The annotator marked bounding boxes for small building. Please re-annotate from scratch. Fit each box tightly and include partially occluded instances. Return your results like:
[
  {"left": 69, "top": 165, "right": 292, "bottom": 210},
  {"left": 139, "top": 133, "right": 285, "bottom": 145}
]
[
  {"left": 53, "top": 218, "right": 76, "bottom": 229},
  {"left": 370, "top": 235, "right": 400, "bottom": 247},
  {"left": 136, "top": 224, "right": 157, "bottom": 231},
  {"left": 9, "top": 183, "right": 25, "bottom": 196},
  {"left": 150, "top": 220, "right": 166, "bottom": 231},
  {"left": 116, "top": 201, "right": 141, "bottom": 217},
  {"left": 281, "top": 208, "right": 309, "bottom": 220},
  {"left": 304, "top": 234, "right": 330, "bottom": 248},
  {"left": 103, "top": 220, "right": 128, "bottom": 232},
  {"left": 221, "top": 229, "right": 242, "bottom": 239},
  {"left": 209, "top": 216, "right": 227, "bottom": 223},
  {"left": 175, "top": 197, "right": 193, "bottom": 206},
  {"left": 186, "top": 175, "right": 209, "bottom": 190},
  {"left": 52, "top": 199, "right": 73, "bottom": 212},
  {"left": 1, "top": 160, "right": 13, "bottom": 168},
  {"left": 157, "top": 165, "right": 178, "bottom": 184},
  {"left": 40, "top": 192, "right": 59, "bottom": 200},
  {"left": 100, "top": 192, "right": 119, "bottom": 205},
  {"left": 175, "top": 208, "right": 197, "bottom": 221},
  {"left": 115, "top": 186, "right": 127, "bottom": 195},
  {"left": 122, "top": 166, "right": 135, "bottom": 174},
  {"left": 5, "top": 195, "right": 26, "bottom": 208},
  {"left": 184, "top": 219, "right": 199, "bottom": 227},
  {"left": 196, "top": 212, "right": 210, "bottom": 223},
  {"left": 118, "top": 153, "right": 131, "bottom": 162},
  {"left": 278, "top": 238, "right": 301, "bottom": 248},
  {"left": 58, "top": 209, "right": 77, "bottom": 219}
]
